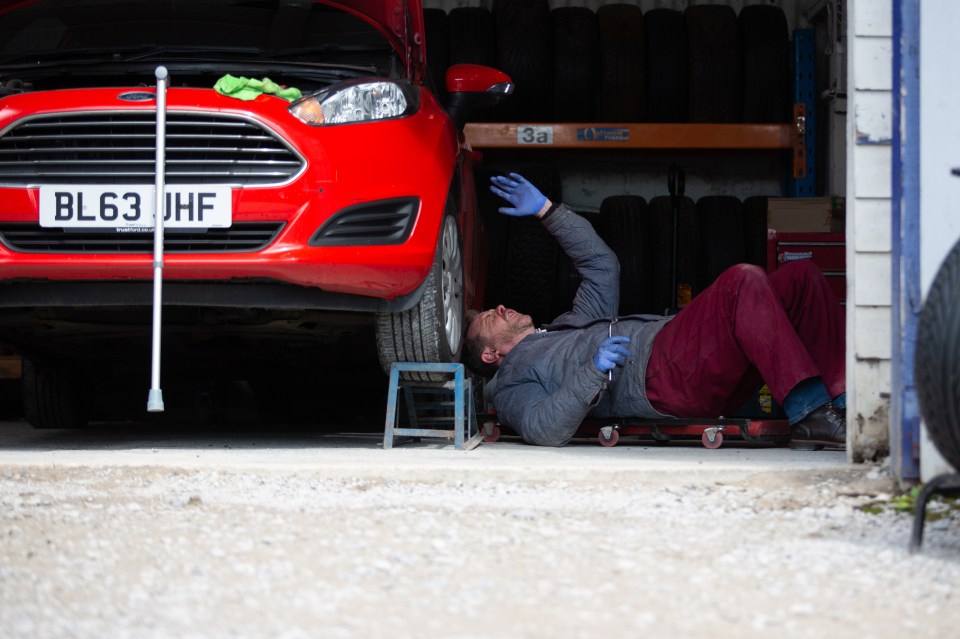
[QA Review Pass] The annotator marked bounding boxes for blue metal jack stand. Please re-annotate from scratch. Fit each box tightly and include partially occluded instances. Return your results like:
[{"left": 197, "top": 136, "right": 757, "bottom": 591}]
[{"left": 383, "top": 362, "right": 482, "bottom": 450}]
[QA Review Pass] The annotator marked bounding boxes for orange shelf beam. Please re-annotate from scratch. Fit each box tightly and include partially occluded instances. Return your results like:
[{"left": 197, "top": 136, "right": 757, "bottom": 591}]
[
  {"left": 464, "top": 122, "right": 794, "bottom": 150},
  {"left": 464, "top": 110, "right": 807, "bottom": 180}
]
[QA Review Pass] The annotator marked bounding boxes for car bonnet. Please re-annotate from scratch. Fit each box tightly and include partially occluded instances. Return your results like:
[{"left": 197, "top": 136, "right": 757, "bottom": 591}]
[{"left": 319, "top": 0, "right": 426, "bottom": 82}]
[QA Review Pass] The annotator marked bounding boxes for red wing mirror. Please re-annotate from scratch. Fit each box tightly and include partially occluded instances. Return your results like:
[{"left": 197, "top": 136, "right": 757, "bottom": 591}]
[
  {"left": 445, "top": 63, "right": 513, "bottom": 96},
  {"left": 444, "top": 64, "right": 513, "bottom": 128}
]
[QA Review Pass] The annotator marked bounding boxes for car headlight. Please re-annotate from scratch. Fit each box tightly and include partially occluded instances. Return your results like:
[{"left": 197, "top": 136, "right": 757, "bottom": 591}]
[{"left": 288, "top": 79, "right": 420, "bottom": 126}]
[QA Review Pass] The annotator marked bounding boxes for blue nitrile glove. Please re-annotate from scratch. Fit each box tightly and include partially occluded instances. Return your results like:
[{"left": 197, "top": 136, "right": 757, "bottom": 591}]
[
  {"left": 489, "top": 172, "right": 548, "bottom": 217},
  {"left": 593, "top": 335, "right": 631, "bottom": 374}
]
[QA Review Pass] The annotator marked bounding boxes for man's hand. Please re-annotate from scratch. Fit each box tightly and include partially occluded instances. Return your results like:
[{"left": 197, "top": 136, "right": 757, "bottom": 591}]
[
  {"left": 490, "top": 173, "right": 548, "bottom": 217},
  {"left": 592, "top": 335, "right": 631, "bottom": 374}
]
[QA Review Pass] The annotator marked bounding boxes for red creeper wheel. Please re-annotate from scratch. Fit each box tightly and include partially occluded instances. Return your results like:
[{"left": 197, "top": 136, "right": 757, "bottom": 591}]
[
  {"left": 599, "top": 428, "right": 620, "bottom": 447},
  {"left": 483, "top": 423, "right": 501, "bottom": 443},
  {"left": 702, "top": 430, "right": 723, "bottom": 449}
]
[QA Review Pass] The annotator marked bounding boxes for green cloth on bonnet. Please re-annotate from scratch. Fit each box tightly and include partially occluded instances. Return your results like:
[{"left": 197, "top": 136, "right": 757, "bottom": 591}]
[{"left": 214, "top": 74, "right": 302, "bottom": 102}]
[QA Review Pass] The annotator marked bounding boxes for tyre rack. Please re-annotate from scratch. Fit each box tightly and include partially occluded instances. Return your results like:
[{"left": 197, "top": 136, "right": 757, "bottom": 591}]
[
  {"left": 465, "top": 106, "right": 808, "bottom": 182},
  {"left": 465, "top": 28, "right": 818, "bottom": 194}
]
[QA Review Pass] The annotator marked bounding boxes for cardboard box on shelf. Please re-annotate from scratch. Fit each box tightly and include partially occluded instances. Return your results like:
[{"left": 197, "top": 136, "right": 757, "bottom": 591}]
[{"left": 766, "top": 197, "right": 845, "bottom": 233}]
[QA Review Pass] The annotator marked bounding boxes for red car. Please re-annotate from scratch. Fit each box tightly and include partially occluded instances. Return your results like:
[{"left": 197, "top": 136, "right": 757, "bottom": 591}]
[{"left": 0, "top": 0, "right": 511, "bottom": 427}]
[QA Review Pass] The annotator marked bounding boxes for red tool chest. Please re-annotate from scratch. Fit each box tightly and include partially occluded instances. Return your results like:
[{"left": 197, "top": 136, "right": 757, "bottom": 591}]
[{"left": 766, "top": 231, "right": 846, "bottom": 302}]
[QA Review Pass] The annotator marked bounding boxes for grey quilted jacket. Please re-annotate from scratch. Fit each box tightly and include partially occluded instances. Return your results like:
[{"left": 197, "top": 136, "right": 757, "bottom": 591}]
[{"left": 484, "top": 204, "right": 673, "bottom": 446}]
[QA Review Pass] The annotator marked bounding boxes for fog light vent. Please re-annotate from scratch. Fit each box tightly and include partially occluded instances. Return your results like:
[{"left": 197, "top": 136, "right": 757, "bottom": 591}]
[{"left": 310, "top": 198, "right": 419, "bottom": 246}]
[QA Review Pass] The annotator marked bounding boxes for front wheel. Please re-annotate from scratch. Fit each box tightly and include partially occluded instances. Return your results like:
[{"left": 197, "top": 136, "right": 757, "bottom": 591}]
[
  {"left": 21, "top": 358, "right": 88, "bottom": 429},
  {"left": 376, "top": 213, "right": 464, "bottom": 382}
]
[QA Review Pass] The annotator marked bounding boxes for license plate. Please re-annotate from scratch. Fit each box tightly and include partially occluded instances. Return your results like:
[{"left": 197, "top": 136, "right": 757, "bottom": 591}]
[{"left": 39, "top": 185, "right": 232, "bottom": 229}]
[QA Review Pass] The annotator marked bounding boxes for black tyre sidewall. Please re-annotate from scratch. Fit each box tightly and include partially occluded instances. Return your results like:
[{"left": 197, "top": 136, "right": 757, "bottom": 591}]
[
  {"left": 21, "top": 358, "right": 87, "bottom": 429},
  {"left": 597, "top": 195, "right": 655, "bottom": 315},
  {"left": 650, "top": 195, "right": 699, "bottom": 313},
  {"left": 686, "top": 5, "right": 740, "bottom": 123},
  {"left": 696, "top": 195, "right": 746, "bottom": 290},
  {"left": 376, "top": 213, "right": 463, "bottom": 382},
  {"left": 448, "top": 7, "right": 496, "bottom": 67},
  {"left": 493, "top": 0, "right": 553, "bottom": 122},
  {"left": 742, "top": 195, "right": 771, "bottom": 269},
  {"left": 915, "top": 240, "right": 960, "bottom": 468},
  {"left": 645, "top": 8, "right": 688, "bottom": 123},
  {"left": 424, "top": 8, "right": 450, "bottom": 104},
  {"left": 551, "top": 6, "right": 600, "bottom": 122},
  {"left": 740, "top": 5, "right": 790, "bottom": 124},
  {"left": 598, "top": 3, "right": 647, "bottom": 123}
]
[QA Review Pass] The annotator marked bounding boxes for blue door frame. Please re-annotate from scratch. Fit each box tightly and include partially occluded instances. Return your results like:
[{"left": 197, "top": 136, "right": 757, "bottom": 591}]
[{"left": 891, "top": 0, "right": 921, "bottom": 481}]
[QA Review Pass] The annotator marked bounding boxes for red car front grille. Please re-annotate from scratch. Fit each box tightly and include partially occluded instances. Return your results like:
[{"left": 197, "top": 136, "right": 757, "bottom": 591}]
[{"left": 0, "top": 111, "right": 305, "bottom": 186}]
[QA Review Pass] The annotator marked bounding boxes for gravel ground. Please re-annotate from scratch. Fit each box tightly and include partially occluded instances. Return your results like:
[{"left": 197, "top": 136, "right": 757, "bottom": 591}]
[{"left": 1, "top": 431, "right": 959, "bottom": 639}]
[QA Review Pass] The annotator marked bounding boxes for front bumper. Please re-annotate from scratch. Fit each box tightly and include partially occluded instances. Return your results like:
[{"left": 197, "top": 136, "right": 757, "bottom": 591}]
[{"left": 0, "top": 87, "right": 460, "bottom": 303}]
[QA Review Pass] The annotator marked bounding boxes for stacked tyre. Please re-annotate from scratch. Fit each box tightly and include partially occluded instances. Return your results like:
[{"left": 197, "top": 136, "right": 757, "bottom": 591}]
[
  {"left": 915, "top": 240, "right": 960, "bottom": 469},
  {"left": 424, "top": 2, "right": 791, "bottom": 124}
]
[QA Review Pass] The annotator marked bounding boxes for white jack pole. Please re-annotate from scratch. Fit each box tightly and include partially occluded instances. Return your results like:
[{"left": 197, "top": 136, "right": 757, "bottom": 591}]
[{"left": 147, "top": 66, "right": 168, "bottom": 412}]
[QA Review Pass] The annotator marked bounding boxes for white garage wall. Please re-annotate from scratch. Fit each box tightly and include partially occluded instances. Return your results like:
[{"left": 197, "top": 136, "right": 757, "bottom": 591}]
[{"left": 845, "top": 0, "right": 892, "bottom": 463}]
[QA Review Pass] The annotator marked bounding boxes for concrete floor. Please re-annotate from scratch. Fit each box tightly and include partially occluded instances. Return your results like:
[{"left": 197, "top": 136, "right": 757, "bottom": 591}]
[
  {"left": 3, "top": 416, "right": 960, "bottom": 639},
  {"left": 0, "top": 417, "right": 850, "bottom": 478}
]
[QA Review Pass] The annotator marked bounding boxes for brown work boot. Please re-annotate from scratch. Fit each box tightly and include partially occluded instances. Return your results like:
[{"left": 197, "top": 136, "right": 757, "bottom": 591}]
[{"left": 790, "top": 404, "right": 846, "bottom": 451}]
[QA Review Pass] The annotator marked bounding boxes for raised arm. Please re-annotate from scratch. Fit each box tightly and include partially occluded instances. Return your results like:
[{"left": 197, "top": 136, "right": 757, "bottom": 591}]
[
  {"left": 541, "top": 205, "right": 620, "bottom": 323},
  {"left": 488, "top": 172, "right": 620, "bottom": 323}
]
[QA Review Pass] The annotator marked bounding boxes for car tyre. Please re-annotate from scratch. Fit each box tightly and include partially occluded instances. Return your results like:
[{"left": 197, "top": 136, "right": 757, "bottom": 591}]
[
  {"left": 915, "top": 238, "right": 960, "bottom": 469},
  {"left": 650, "top": 195, "right": 699, "bottom": 313},
  {"left": 597, "top": 195, "right": 656, "bottom": 315},
  {"left": 493, "top": 0, "right": 552, "bottom": 122},
  {"left": 645, "top": 8, "right": 688, "bottom": 123},
  {"left": 598, "top": 3, "right": 647, "bottom": 122},
  {"left": 686, "top": 4, "right": 740, "bottom": 123},
  {"left": 742, "top": 195, "right": 771, "bottom": 269},
  {"left": 449, "top": 7, "right": 496, "bottom": 67},
  {"left": 423, "top": 8, "right": 450, "bottom": 103},
  {"left": 740, "top": 5, "right": 790, "bottom": 124},
  {"left": 21, "top": 358, "right": 87, "bottom": 429},
  {"left": 376, "top": 213, "right": 464, "bottom": 382},
  {"left": 551, "top": 6, "right": 600, "bottom": 122},
  {"left": 696, "top": 195, "right": 746, "bottom": 291}
]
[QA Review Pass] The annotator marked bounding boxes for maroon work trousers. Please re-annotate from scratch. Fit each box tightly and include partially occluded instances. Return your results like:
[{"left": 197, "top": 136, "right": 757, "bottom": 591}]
[{"left": 644, "top": 261, "right": 845, "bottom": 418}]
